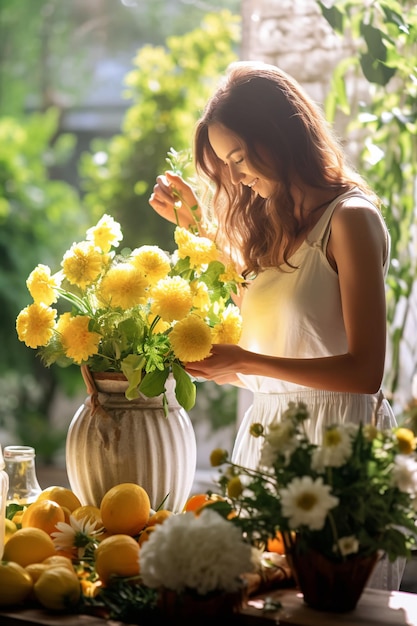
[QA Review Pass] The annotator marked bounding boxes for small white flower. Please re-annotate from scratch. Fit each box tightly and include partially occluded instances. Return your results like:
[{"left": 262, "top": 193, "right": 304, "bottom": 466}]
[
  {"left": 311, "top": 424, "right": 354, "bottom": 471},
  {"left": 264, "top": 420, "right": 298, "bottom": 454},
  {"left": 280, "top": 476, "right": 339, "bottom": 531},
  {"left": 140, "top": 509, "right": 254, "bottom": 595},
  {"left": 336, "top": 535, "right": 360, "bottom": 556},
  {"left": 51, "top": 514, "right": 104, "bottom": 559},
  {"left": 392, "top": 455, "right": 417, "bottom": 495}
]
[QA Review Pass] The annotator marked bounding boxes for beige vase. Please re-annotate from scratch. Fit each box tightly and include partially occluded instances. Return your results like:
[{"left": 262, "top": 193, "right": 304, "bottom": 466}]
[{"left": 65, "top": 366, "right": 197, "bottom": 513}]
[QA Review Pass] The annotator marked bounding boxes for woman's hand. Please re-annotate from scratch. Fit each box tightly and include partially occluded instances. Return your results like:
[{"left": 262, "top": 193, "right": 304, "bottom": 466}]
[
  {"left": 185, "top": 344, "right": 247, "bottom": 384},
  {"left": 149, "top": 171, "right": 201, "bottom": 231}
]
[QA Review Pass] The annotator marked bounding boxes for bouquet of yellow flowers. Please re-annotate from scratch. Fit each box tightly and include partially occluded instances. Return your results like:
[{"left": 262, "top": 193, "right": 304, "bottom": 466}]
[
  {"left": 16, "top": 214, "right": 243, "bottom": 411},
  {"left": 210, "top": 402, "right": 417, "bottom": 564}
]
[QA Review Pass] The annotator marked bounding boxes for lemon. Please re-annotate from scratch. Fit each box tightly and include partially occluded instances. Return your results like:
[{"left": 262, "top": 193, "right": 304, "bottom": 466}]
[
  {"left": 147, "top": 509, "right": 173, "bottom": 526},
  {"left": 0, "top": 561, "right": 33, "bottom": 606},
  {"left": 43, "top": 555, "right": 75, "bottom": 572},
  {"left": 21, "top": 498, "right": 65, "bottom": 536},
  {"left": 5, "top": 517, "right": 18, "bottom": 543},
  {"left": 3, "top": 527, "right": 56, "bottom": 567},
  {"left": 138, "top": 525, "right": 156, "bottom": 546},
  {"left": 37, "top": 486, "right": 82, "bottom": 512},
  {"left": 94, "top": 534, "right": 140, "bottom": 585},
  {"left": 25, "top": 562, "right": 50, "bottom": 584},
  {"left": 34, "top": 566, "right": 81, "bottom": 610},
  {"left": 100, "top": 482, "right": 150, "bottom": 536}
]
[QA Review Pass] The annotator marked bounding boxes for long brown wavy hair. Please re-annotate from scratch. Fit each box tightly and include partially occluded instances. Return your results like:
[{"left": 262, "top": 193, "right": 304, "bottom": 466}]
[{"left": 194, "top": 61, "right": 379, "bottom": 277}]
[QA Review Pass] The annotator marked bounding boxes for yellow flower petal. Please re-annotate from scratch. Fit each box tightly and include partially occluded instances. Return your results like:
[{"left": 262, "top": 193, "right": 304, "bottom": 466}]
[
  {"left": 62, "top": 241, "right": 103, "bottom": 289},
  {"left": 169, "top": 314, "right": 212, "bottom": 362},
  {"left": 16, "top": 303, "right": 56, "bottom": 348},
  {"left": 151, "top": 276, "right": 193, "bottom": 323},
  {"left": 26, "top": 264, "right": 61, "bottom": 306}
]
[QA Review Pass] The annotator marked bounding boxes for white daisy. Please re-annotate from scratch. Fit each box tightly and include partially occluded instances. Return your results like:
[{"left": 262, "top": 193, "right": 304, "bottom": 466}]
[
  {"left": 280, "top": 476, "right": 339, "bottom": 531},
  {"left": 51, "top": 515, "right": 104, "bottom": 559},
  {"left": 311, "top": 424, "right": 355, "bottom": 471},
  {"left": 392, "top": 455, "right": 417, "bottom": 495},
  {"left": 336, "top": 535, "right": 360, "bottom": 556},
  {"left": 260, "top": 419, "right": 297, "bottom": 467}
]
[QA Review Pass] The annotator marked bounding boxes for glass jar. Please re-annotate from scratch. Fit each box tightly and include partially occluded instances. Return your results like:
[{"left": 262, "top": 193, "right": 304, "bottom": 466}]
[
  {"left": 0, "top": 445, "right": 9, "bottom": 558},
  {"left": 4, "top": 445, "right": 42, "bottom": 505}
]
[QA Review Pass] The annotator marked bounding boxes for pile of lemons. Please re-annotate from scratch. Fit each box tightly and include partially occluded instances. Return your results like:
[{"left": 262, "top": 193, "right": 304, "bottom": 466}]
[{"left": 1, "top": 482, "right": 177, "bottom": 611}]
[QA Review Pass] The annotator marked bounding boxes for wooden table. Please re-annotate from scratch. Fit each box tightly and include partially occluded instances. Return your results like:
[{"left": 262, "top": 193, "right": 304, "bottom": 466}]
[{"left": 2, "top": 588, "right": 417, "bottom": 626}]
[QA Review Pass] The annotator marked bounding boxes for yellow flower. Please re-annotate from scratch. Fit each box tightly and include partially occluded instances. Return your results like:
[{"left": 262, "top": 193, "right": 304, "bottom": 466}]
[
  {"left": 219, "top": 263, "right": 245, "bottom": 285},
  {"left": 227, "top": 476, "right": 243, "bottom": 499},
  {"left": 174, "top": 227, "right": 218, "bottom": 268},
  {"left": 211, "top": 304, "right": 242, "bottom": 344},
  {"left": 169, "top": 314, "right": 212, "bottom": 362},
  {"left": 86, "top": 214, "right": 123, "bottom": 253},
  {"left": 131, "top": 246, "right": 171, "bottom": 285},
  {"left": 148, "top": 314, "right": 170, "bottom": 334},
  {"left": 190, "top": 280, "right": 210, "bottom": 312},
  {"left": 57, "top": 314, "right": 101, "bottom": 364},
  {"left": 62, "top": 241, "right": 103, "bottom": 289},
  {"left": 150, "top": 276, "right": 193, "bottom": 322},
  {"left": 396, "top": 428, "right": 417, "bottom": 455},
  {"left": 210, "top": 448, "right": 229, "bottom": 467},
  {"left": 98, "top": 263, "right": 148, "bottom": 310},
  {"left": 16, "top": 303, "right": 56, "bottom": 348},
  {"left": 26, "top": 264, "right": 61, "bottom": 306}
]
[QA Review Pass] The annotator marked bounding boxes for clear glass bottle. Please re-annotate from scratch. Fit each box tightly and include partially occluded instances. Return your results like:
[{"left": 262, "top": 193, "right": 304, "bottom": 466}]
[
  {"left": 3, "top": 445, "right": 42, "bottom": 505},
  {"left": 0, "top": 445, "right": 9, "bottom": 558}
]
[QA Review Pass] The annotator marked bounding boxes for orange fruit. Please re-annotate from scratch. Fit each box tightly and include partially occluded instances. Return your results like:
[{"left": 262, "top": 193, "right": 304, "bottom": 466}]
[
  {"left": 21, "top": 498, "right": 65, "bottom": 536},
  {"left": 0, "top": 561, "right": 33, "bottom": 606},
  {"left": 100, "top": 483, "right": 150, "bottom": 536},
  {"left": 37, "top": 486, "right": 82, "bottom": 512},
  {"left": 183, "top": 492, "right": 224, "bottom": 513},
  {"left": 267, "top": 531, "right": 295, "bottom": 554},
  {"left": 138, "top": 525, "right": 156, "bottom": 545},
  {"left": 147, "top": 510, "right": 173, "bottom": 526},
  {"left": 267, "top": 532, "right": 286, "bottom": 555},
  {"left": 34, "top": 566, "right": 81, "bottom": 610},
  {"left": 94, "top": 534, "right": 140, "bottom": 585},
  {"left": 3, "top": 527, "right": 56, "bottom": 567}
]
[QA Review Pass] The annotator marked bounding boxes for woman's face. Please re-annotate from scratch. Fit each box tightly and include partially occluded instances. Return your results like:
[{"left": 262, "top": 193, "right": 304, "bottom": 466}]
[{"left": 207, "top": 123, "right": 278, "bottom": 199}]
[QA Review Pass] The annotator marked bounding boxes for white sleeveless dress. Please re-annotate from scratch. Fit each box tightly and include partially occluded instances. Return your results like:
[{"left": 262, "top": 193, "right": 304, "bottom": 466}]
[{"left": 231, "top": 189, "right": 404, "bottom": 590}]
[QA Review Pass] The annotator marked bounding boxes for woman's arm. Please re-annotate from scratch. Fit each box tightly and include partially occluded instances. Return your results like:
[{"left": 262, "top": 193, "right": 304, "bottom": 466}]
[{"left": 186, "top": 202, "right": 388, "bottom": 395}]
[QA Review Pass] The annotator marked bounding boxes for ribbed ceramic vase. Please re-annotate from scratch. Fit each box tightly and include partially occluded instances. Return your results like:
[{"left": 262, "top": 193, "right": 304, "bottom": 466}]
[{"left": 65, "top": 366, "right": 197, "bottom": 513}]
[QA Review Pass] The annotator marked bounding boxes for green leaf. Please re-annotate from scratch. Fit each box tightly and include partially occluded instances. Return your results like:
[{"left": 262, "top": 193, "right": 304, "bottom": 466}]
[
  {"left": 172, "top": 362, "right": 196, "bottom": 411},
  {"left": 359, "top": 52, "right": 396, "bottom": 86},
  {"left": 318, "top": 2, "right": 344, "bottom": 34},
  {"left": 139, "top": 368, "right": 169, "bottom": 398}
]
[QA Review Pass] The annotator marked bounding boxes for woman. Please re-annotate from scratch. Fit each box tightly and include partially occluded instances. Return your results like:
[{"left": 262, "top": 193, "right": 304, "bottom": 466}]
[{"left": 149, "top": 61, "right": 402, "bottom": 589}]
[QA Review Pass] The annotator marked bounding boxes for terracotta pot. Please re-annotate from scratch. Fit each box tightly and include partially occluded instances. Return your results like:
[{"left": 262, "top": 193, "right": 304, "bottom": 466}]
[
  {"left": 282, "top": 533, "right": 380, "bottom": 612},
  {"left": 65, "top": 366, "right": 197, "bottom": 512},
  {"left": 157, "top": 586, "right": 244, "bottom": 624}
]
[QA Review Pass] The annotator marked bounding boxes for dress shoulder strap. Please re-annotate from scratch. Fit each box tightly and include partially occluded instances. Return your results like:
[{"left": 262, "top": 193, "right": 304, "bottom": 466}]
[{"left": 307, "top": 188, "right": 372, "bottom": 248}]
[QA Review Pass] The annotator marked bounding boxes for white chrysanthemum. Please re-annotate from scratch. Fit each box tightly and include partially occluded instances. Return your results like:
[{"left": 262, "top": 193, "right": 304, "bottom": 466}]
[
  {"left": 260, "top": 419, "right": 297, "bottom": 468},
  {"left": 336, "top": 535, "right": 360, "bottom": 557},
  {"left": 139, "top": 509, "right": 254, "bottom": 595},
  {"left": 392, "top": 455, "right": 417, "bottom": 495},
  {"left": 280, "top": 476, "right": 339, "bottom": 531},
  {"left": 51, "top": 515, "right": 104, "bottom": 559},
  {"left": 311, "top": 424, "right": 354, "bottom": 471}
]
